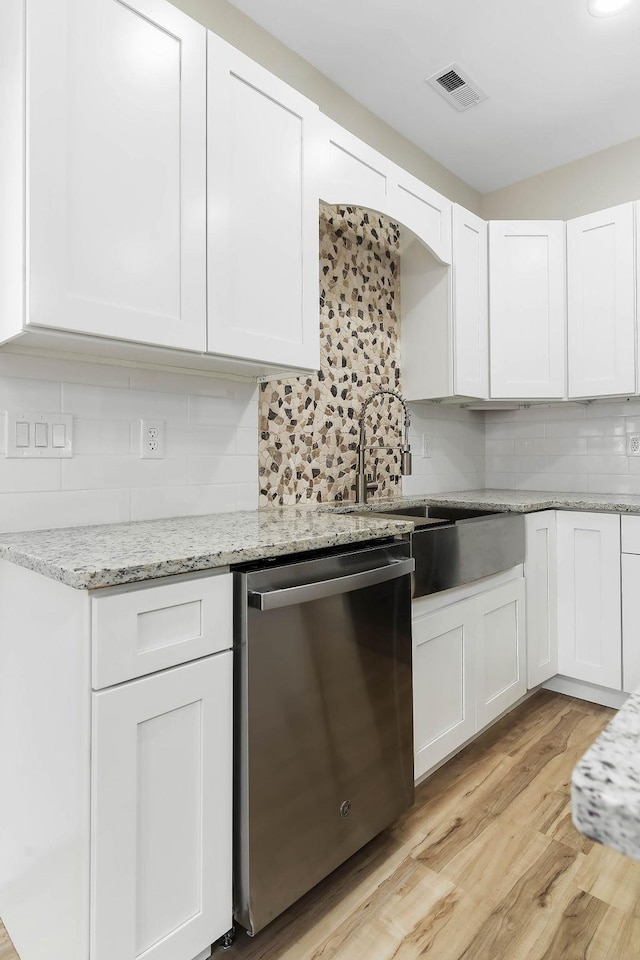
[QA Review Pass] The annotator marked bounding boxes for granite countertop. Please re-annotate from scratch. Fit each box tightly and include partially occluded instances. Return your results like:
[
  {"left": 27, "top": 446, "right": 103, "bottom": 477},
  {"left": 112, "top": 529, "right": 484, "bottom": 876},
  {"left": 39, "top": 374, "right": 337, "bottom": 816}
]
[
  {"left": 329, "top": 489, "right": 640, "bottom": 515},
  {"left": 572, "top": 691, "right": 640, "bottom": 860},
  {"left": 0, "top": 509, "right": 413, "bottom": 591}
]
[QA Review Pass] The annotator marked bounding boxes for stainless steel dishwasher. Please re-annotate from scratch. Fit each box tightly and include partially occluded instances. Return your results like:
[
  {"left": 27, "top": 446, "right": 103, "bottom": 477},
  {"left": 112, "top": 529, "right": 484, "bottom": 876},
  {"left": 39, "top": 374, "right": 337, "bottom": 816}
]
[{"left": 233, "top": 540, "right": 415, "bottom": 936}]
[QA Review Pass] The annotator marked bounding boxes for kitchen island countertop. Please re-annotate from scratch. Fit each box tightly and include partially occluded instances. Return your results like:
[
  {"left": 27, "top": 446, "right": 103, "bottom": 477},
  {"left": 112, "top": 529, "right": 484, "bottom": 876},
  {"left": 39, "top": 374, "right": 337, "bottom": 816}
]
[
  {"left": 572, "top": 690, "right": 640, "bottom": 860},
  {"left": 0, "top": 509, "right": 413, "bottom": 590}
]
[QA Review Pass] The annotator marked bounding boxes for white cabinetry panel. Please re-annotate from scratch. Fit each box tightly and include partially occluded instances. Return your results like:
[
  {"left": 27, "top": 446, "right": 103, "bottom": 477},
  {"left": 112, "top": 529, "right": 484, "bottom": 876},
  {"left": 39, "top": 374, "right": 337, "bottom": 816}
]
[
  {"left": 27, "top": 0, "right": 206, "bottom": 350},
  {"left": 208, "top": 35, "right": 321, "bottom": 370},
  {"left": 389, "top": 168, "right": 452, "bottom": 264},
  {"left": 413, "top": 598, "right": 475, "bottom": 779},
  {"left": 489, "top": 221, "right": 566, "bottom": 399},
  {"left": 475, "top": 579, "right": 526, "bottom": 728},
  {"left": 92, "top": 571, "right": 232, "bottom": 688},
  {"left": 568, "top": 203, "right": 635, "bottom": 398},
  {"left": 525, "top": 511, "right": 558, "bottom": 688},
  {"left": 452, "top": 205, "right": 488, "bottom": 398},
  {"left": 320, "top": 119, "right": 392, "bottom": 213},
  {"left": 622, "top": 553, "right": 640, "bottom": 694},
  {"left": 91, "top": 653, "right": 232, "bottom": 960},
  {"left": 412, "top": 572, "right": 526, "bottom": 781},
  {"left": 557, "top": 512, "right": 621, "bottom": 689}
]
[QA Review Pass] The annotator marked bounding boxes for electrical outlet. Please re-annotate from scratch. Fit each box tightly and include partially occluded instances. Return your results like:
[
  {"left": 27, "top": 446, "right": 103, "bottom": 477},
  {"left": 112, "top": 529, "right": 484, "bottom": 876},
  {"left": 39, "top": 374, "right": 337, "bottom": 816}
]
[
  {"left": 423, "top": 436, "right": 432, "bottom": 459},
  {"left": 628, "top": 434, "right": 640, "bottom": 457},
  {"left": 140, "top": 420, "right": 165, "bottom": 459}
]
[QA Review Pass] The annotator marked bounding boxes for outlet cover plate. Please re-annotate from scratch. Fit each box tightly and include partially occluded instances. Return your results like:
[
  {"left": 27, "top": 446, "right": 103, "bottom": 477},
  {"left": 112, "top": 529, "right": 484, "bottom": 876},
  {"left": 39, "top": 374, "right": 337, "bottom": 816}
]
[
  {"left": 140, "top": 420, "right": 165, "bottom": 459},
  {"left": 628, "top": 434, "right": 640, "bottom": 456}
]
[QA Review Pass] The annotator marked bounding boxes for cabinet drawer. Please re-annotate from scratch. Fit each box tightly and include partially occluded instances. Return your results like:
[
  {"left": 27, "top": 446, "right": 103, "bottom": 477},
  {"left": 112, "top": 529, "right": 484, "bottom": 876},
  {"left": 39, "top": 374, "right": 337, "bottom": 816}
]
[
  {"left": 622, "top": 516, "right": 640, "bottom": 554},
  {"left": 92, "top": 572, "right": 232, "bottom": 689}
]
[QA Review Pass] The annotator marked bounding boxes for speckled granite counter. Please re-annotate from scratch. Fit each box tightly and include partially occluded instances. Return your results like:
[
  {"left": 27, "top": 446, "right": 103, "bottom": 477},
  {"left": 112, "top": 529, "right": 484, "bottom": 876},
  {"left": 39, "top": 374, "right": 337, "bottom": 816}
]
[
  {"left": 0, "top": 509, "right": 413, "bottom": 590},
  {"left": 572, "top": 691, "right": 640, "bottom": 860},
  {"left": 329, "top": 489, "right": 640, "bottom": 515}
]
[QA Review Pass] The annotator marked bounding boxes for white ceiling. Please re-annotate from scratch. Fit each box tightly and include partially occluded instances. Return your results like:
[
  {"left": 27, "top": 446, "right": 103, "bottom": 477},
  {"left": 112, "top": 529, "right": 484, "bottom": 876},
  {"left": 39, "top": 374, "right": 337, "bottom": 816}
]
[{"left": 226, "top": 0, "right": 640, "bottom": 193}]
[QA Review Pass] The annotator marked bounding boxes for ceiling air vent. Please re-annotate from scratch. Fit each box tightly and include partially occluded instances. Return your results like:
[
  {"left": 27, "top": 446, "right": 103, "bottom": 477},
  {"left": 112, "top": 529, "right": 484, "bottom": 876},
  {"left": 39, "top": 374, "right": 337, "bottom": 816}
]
[{"left": 426, "top": 63, "right": 487, "bottom": 112}]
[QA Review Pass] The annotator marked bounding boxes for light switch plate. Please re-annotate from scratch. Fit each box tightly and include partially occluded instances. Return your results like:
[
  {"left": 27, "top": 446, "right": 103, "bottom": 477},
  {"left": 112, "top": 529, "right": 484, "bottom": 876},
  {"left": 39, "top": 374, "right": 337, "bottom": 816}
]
[{"left": 5, "top": 412, "right": 73, "bottom": 458}]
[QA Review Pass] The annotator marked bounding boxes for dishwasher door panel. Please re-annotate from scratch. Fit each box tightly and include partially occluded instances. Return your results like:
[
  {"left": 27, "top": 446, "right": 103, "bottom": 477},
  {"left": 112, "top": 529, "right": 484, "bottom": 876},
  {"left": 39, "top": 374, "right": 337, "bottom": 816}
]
[{"left": 234, "top": 547, "right": 413, "bottom": 936}]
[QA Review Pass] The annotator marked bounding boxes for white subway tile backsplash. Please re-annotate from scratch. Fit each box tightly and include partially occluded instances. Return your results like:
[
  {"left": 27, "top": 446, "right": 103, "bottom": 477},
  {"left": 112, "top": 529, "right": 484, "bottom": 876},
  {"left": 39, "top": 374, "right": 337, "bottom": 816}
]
[
  {"left": 0, "top": 357, "right": 260, "bottom": 532},
  {"left": 0, "top": 489, "right": 131, "bottom": 533},
  {"left": 130, "top": 483, "right": 238, "bottom": 521},
  {"left": 545, "top": 418, "right": 625, "bottom": 439},
  {"left": 187, "top": 455, "right": 257, "bottom": 486},
  {"left": 485, "top": 439, "right": 515, "bottom": 457},
  {"left": 514, "top": 473, "right": 588, "bottom": 493},
  {"left": 587, "top": 475, "right": 640, "bottom": 495},
  {"left": 237, "top": 427, "right": 259, "bottom": 456},
  {"left": 74, "top": 420, "right": 132, "bottom": 456},
  {"left": 485, "top": 421, "right": 544, "bottom": 440},
  {"left": 587, "top": 436, "right": 627, "bottom": 455},
  {"left": 0, "top": 377, "right": 61, "bottom": 413},
  {"left": 515, "top": 438, "right": 588, "bottom": 457},
  {"left": 237, "top": 483, "right": 259, "bottom": 511},
  {"left": 0, "top": 459, "right": 61, "bottom": 493}
]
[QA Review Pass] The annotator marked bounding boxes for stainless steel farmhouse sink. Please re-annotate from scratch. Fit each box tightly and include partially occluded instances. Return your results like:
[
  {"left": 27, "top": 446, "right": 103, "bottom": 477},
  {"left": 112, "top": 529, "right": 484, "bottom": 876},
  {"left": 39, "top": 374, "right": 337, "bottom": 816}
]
[{"left": 358, "top": 505, "right": 525, "bottom": 597}]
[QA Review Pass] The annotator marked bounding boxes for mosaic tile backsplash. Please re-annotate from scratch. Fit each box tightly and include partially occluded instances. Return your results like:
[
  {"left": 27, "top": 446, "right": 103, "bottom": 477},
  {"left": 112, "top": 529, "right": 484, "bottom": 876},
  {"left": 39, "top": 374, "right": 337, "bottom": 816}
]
[{"left": 259, "top": 206, "right": 405, "bottom": 506}]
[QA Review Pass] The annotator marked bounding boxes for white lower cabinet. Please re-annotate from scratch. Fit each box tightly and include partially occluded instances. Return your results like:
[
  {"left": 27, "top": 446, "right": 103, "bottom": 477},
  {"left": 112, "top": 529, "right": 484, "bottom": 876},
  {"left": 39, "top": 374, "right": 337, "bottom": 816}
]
[
  {"left": 475, "top": 579, "right": 526, "bottom": 728},
  {"left": 91, "top": 653, "right": 232, "bottom": 960},
  {"left": 557, "top": 511, "right": 622, "bottom": 689},
  {"left": 525, "top": 511, "right": 558, "bottom": 688},
  {"left": 621, "top": 517, "right": 640, "bottom": 694},
  {"left": 413, "top": 597, "right": 475, "bottom": 780},
  {"left": 413, "top": 573, "right": 526, "bottom": 781}
]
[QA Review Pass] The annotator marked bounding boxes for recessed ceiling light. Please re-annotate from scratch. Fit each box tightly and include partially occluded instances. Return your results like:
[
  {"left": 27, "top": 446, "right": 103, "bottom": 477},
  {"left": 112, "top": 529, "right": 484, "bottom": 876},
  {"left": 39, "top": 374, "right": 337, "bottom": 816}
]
[{"left": 588, "top": 0, "right": 632, "bottom": 17}]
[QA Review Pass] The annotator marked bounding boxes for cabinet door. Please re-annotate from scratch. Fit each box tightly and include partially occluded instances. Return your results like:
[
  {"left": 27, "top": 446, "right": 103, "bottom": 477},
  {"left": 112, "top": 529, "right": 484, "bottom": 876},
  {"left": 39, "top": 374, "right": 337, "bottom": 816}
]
[
  {"left": 412, "top": 598, "right": 475, "bottom": 780},
  {"left": 568, "top": 203, "right": 635, "bottom": 398},
  {"left": 557, "top": 512, "right": 621, "bottom": 689},
  {"left": 622, "top": 554, "right": 640, "bottom": 694},
  {"left": 320, "top": 118, "right": 393, "bottom": 213},
  {"left": 525, "top": 511, "right": 558, "bottom": 688},
  {"left": 489, "top": 221, "right": 566, "bottom": 399},
  {"left": 475, "top": 578, "right": 527, "bottom": 729},
  {"left": 91, "top": 654, "right": 232, "bottom": 960},
  {"left": 389, "top": 167, "right": 452, "bottom": 264},
  {"left": 452, "top": 205, "right": 489, "bottom": 398},
  {"left": 27, "top": 0, "right": 206, "bottom": 351},
  {"left": 208, "top": 34, "right": 321, "bottom": 371}
]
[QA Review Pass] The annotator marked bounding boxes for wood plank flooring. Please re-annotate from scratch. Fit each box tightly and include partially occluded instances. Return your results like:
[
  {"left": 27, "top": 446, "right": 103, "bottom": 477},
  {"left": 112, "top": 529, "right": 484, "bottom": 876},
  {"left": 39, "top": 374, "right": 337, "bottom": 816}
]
[{"left": 1, "top": 691, "right": 638, "bottom": 960}]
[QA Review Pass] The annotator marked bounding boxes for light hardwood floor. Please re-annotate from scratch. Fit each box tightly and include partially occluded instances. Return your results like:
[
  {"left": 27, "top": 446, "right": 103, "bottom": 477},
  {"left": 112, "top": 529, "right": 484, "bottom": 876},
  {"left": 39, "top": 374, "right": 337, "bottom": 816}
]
[{"left": 1, "top": 691, "right": 638, "bottom": 960}]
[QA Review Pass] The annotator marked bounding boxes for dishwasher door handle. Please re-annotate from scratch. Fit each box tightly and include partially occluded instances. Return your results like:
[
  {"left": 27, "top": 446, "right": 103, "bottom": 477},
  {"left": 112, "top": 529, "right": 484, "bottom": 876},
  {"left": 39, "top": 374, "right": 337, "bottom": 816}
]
[{"left": 248, "top": 557, "right": 415, "bottom": 611}]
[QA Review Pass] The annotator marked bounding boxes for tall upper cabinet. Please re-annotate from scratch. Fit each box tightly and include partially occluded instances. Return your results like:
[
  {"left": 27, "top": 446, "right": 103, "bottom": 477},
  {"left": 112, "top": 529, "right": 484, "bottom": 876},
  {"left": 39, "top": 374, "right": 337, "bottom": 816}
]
[
  {"left": 402, "top": 204, "right": 487, "bottom": 402},
  {"left": 207, "top": 35, "right": 321, "bottom": 371},
  {"left": 567, "top": 203, "right": 636, "bottom": 399},
  {"left": 15, "top": 0, "right": 207, "bottom": 351},
  {"left": 489, "top": 221, "right": 566, "bottom": 399}
]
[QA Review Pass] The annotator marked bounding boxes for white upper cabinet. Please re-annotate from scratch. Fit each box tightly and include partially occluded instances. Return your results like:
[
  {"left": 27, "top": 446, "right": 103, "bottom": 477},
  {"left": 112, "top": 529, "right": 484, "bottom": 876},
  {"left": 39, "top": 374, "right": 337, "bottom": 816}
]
[
  {"left": 26, "top": 0, "right": 207, "bottom": 351},
  {"left": 402, "top": 204, "right": 487, "bottom": 401},
  {"left": 388, "top": 167, "right": 452, "bottom": 265},
  {"left": 207, "top": 34, "right": 321, "bottom": 371},
  {"left": 452, "top": 205, "right": 488, "bottom": 398},
  {"left": 320, "top": 119, "right": 393, "bottom": 215},
  {"left": 567, "top": 203, "right": 636, "bottom": 399},
  {"left": 489, "top": 221, "right": 566, "bottom": 399}
]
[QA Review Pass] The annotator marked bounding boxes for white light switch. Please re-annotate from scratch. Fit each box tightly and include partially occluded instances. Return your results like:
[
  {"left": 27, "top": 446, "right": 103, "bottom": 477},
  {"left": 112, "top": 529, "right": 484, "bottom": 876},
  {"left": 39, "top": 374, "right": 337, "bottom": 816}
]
[
  {"left": 34, "top": 422, "right": 48, "bottom": 447},
  {"left": 15, "top": 422, "right": 29, "bottom": 448},
  {"left": 52, "top": 423, "right": 66, "bottom": 448},
  {"left": 5, "top": 413, "right": 73, "bottom": 458}
]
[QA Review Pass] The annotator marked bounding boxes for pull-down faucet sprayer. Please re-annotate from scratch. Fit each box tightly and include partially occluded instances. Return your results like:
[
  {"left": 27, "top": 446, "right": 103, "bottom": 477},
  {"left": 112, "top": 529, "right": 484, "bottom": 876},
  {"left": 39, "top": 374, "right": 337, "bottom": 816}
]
[{"left": 355, "top": 388, "right": 412, "bottom": 504}]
